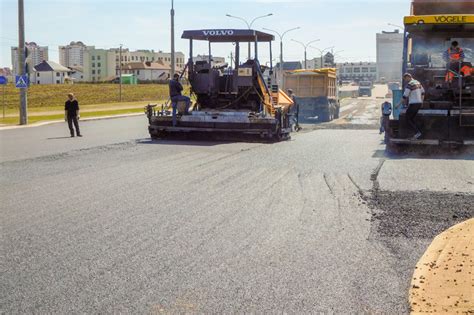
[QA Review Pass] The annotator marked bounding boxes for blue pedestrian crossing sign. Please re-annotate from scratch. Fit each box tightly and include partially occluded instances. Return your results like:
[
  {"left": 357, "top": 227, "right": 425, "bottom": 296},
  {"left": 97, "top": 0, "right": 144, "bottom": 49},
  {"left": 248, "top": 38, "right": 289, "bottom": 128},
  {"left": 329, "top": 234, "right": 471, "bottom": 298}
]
[
  {"left": 15, "top": 75, "right": 29, "bottom": 88},
  {"left": 0, "top": 76, "right": 7, "bottom": 85}
]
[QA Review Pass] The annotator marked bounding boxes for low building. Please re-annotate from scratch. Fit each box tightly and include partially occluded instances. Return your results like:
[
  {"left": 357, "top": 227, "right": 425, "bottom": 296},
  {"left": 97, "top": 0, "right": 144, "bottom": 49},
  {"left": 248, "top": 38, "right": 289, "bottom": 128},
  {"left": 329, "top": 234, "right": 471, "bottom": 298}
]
[
  {"left": 32, "top": 60, "right": 70, "bottom": 84},
  {"left": 122, "top": 61, "right": 170, "bottom": 81},
  {"left": 68, "top": 66, "right": 84, "bottom": 82},
  {"left": 337, "top": 62, "right": 378, "bottom": 82},
  {"left": 306, "top": 52, "right": 336, "bottom": 69}
]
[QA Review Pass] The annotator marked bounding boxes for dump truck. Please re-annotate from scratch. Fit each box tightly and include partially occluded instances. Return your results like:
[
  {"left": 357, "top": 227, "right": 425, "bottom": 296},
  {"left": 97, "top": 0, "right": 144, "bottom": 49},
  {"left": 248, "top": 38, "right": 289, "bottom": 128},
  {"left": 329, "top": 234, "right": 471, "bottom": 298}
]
[
  {"left": 386, "top": 0, "right": 474, "bottom": 151},
  {"left": 283, "top": 68, "right": 340, "bottom": 122},
  {"left": 146, "top": 29, "right": 294, "bottom": 141}
]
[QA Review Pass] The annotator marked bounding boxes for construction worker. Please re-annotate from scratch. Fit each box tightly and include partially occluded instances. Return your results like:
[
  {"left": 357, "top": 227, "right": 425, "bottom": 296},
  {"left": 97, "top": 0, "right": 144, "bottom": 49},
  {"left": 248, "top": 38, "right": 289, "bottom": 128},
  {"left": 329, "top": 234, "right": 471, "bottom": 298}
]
[
  {"left": 379, "top": 101, "right": 392, "bottom": 135},
  {"left": 65, "top": 93, "right": 82, "bottom": 137},
  {"left": 461, "top": 62, "right": 473, "bottom": 78},
  {"left": 169, "top": 73, "right": 191, "bottom": 126},
  {"left": 397, "top": 73, "right": 425, "bottom": 140},
  {"left": 443, "top": 41, "right": 465, "bottom": 83},
  {"left": 287, "top": 89, "right": 300, "bottom": 131}
]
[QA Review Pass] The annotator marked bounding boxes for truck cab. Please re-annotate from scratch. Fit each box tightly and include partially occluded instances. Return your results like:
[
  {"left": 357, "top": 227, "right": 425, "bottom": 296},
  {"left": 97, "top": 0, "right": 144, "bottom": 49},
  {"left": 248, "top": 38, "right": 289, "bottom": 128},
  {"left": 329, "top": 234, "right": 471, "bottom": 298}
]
[{"left": 358, "top": 81, "right": 373, "bottom": 97}]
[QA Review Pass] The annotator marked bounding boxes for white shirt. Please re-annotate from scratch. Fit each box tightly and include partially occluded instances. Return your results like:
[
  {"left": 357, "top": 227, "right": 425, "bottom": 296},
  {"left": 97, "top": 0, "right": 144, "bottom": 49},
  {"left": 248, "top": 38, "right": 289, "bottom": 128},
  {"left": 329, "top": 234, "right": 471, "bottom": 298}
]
[{"left": 403, "top": 79, "right": 425, "bottom": 105}]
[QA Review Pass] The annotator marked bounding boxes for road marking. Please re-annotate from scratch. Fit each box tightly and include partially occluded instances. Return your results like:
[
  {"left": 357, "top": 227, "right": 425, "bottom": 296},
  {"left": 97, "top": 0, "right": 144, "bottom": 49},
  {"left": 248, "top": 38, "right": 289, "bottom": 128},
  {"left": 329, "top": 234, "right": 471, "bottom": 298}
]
[
  {"left": 0, "top": 113, "right": 145, "bottom": 131},
  {"left": 341, "top": 104, "right": 356, "bottom": 112}
]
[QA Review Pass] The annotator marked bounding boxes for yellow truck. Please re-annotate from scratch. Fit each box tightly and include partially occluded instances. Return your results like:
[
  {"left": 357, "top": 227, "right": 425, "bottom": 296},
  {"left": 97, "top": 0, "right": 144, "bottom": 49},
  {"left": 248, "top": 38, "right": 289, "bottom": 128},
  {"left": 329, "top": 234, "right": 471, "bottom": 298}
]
[{"left": 283, "top": 68, "right": 340, "bottom": 122}]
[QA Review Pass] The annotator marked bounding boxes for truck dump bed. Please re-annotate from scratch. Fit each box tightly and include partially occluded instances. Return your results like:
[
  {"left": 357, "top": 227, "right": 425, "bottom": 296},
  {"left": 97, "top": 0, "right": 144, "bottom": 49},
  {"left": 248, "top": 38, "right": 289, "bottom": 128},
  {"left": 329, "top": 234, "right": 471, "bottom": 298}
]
[
  {"left": 283, "top": 68, "right": 340, "bottom": 122},
  {"left": 283, "top": 68, "right": 337, "bottom": 98}
]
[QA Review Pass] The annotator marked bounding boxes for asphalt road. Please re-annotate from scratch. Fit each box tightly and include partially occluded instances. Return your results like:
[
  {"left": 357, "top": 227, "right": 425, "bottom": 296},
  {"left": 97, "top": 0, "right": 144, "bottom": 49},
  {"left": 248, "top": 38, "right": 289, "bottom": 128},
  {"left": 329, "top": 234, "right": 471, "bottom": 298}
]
[{"left": 1, "top": 93, "right": 473, "bottom": 313}]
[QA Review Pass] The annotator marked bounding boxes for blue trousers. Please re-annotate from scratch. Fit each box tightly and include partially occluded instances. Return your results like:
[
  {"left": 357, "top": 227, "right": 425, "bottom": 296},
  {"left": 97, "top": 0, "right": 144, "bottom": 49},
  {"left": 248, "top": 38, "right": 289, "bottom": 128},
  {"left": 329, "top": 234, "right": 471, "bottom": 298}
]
[{"left": 171, "top": 95, "right": 191, "bottom": 126}]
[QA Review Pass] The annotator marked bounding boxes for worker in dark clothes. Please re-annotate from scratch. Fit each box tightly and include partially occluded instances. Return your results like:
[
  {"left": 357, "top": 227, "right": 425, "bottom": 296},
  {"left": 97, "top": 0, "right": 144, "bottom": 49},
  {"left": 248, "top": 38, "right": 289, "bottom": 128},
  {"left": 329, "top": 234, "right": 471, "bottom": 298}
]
[
  {"left": 287, "top": 89, "right": 300, "bottom": 131},
  {"left": 380, "top": 101, "right": 392, "bottom": 134},
  {"left": 380, "top": 101, "right": 392, "bottom": 144},
  {"left": 65, "top": 93, "right": 81, "bottom": 137},
  {"left": 169, "top": 73, "right": 191, "bottom": 126}
]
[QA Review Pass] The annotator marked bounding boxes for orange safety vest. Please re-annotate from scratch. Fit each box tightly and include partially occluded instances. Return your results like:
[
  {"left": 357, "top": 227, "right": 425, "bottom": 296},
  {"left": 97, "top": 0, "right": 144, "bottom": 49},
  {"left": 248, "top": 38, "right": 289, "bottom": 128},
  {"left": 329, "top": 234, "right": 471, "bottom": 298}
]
[
  {"left": 448, "top": 47, "right": 463, "bottom": 61},
  {"left": 461, "top": 65, "right": 473, "bottom": 77}
]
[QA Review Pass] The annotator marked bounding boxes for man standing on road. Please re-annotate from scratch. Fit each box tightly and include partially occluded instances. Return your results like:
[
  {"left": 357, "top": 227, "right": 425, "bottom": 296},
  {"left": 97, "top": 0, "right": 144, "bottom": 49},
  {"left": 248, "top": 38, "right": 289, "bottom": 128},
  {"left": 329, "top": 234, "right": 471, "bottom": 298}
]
[
  {"left": 169, "top": 73, "right": 191, "bottom": 126},
  {"left": 65, "top": 93, "right": 81, "bottom": 137},
  {"left": 398, "top": 73, "right": 424, "bottom": 140},
  {"left": 287, "top": 89, "right": 300, "bottom": 131},
  {"left": 380, "top": 101, "right": 392, "bottom": 134}
]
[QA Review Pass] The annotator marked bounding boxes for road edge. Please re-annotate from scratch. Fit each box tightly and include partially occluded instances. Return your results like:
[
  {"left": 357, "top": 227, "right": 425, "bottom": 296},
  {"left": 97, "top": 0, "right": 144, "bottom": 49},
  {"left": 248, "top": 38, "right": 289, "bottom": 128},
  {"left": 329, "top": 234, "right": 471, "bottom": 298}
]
[{"left": 0, "top": 112, "right": 145, "bottom": 131}]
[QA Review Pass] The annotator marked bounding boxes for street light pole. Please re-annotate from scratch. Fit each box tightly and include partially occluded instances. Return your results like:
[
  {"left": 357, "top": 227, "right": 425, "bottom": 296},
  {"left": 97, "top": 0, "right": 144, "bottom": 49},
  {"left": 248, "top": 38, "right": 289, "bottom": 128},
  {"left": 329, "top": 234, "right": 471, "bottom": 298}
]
[
  {"left": 18, "top": 0, "right": 27, "bottom": 125},
  {"left": 387, "top": 23, "right": 403, "bottom": 30},
  {"left": 119, "top": 44, "right": 122, "bottom": 102},
  {"left": 263, "top": 26, "right": 300, "bottom": 87},
  {"left": 226, "top": 13, "right": 273, "bottom": 59},
  {"left": 291, "top": 39, "right": 320, "bottom": 69},
  {"left": 171, "top": 0, "right": 175, "bottom": 78},
  {"left": 310, "top": 46, "right": 335, "bottom": 69}
]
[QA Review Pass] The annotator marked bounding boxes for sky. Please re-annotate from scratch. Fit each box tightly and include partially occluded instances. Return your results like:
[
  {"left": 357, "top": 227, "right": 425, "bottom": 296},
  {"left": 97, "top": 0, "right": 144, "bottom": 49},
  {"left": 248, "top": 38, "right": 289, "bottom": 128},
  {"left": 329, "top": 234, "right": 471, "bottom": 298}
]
[{"left": 0, "top": 0, "right": 410, "bottom": 68}]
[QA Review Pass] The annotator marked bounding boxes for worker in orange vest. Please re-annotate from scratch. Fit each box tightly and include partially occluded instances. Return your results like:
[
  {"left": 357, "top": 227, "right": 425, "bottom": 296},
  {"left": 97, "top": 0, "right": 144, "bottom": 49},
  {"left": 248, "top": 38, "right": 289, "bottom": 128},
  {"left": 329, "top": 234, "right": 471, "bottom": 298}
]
[
  {"left": 443, "top": 41, "right": 465, "bottom": 83},
  {"left": 461, "top": 63, "right": 473, "bottom": 77}
]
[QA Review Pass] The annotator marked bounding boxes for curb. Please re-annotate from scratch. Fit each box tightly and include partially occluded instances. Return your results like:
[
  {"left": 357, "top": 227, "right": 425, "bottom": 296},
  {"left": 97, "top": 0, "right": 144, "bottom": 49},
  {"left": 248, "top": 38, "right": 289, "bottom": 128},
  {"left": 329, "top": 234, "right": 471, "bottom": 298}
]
[
  {"left": 0, "top": 112, "right": 145, "bottom": 131},
  {"left": 409, "top": 218, "right": 474, "bottom": 314}
]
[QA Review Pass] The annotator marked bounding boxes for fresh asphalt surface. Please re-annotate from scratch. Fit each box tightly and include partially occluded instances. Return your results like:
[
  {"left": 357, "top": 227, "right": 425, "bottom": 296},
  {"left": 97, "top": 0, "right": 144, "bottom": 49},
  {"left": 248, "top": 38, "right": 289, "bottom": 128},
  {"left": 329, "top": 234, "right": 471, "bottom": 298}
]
[{"left": 1, "top": 88, "right": 473, "bottom": 313}]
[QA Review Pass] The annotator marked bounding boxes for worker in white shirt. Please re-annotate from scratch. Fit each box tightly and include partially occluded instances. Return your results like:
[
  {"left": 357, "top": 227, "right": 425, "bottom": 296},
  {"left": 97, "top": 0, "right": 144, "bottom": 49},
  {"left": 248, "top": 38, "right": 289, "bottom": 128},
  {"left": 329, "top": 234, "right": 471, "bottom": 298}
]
[{"left": 397, "top": 73, "right": 425, "bottom": 140}]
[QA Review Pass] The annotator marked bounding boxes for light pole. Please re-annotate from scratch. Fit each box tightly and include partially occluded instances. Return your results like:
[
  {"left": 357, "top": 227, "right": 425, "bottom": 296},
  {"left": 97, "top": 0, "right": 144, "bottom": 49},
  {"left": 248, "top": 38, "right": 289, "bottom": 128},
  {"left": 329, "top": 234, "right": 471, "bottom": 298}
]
[
  {"left": 119, "top": 44, "right": 123, "bottom": 102},
  {"left": 291, "top": 39, "right": 320, "bottom": 69},
  {"left": 332, "top": 50, "right": 345, "bottom": 62},
  {"left": 387, "top": 23, "right": 403, "bottom": 31},
  {"left": 18, "top": 0, "right": 27, "bottom": 125},
  {"left": 263, "top": 26, "right": 300, "bottom": 87},
  {"left": 226, "top": 13, "right": 273, "bottom": 59},
  {"left": 310, "top": 46, "right": 335, "bottom": 69},
  {"left": 171, "top": 0, "right": 175, "bottom": 78}
]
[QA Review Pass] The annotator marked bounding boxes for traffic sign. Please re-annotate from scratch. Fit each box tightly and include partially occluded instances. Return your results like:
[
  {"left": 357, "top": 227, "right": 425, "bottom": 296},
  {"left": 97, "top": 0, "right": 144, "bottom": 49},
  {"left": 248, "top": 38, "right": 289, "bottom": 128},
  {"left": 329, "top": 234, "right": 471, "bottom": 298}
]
[
  {"left": 0, "top": 76, "right": 7, "bottom": 85},
  {"left": 15, "top": 75, "right": 29, "bottom": 88}
]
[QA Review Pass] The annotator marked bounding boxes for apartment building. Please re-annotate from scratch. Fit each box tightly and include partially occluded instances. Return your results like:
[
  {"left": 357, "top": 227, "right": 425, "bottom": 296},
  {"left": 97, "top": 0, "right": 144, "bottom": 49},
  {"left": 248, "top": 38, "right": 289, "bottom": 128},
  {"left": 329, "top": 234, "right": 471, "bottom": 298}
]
[
  {"left": 376, "top": 30, "right": 403, "bottom": 81},
  {"left": 82, "top": 48, "right": 111, "bottom": 82},
  {"left": 59, "top": 41, "right": 92, "bottom": 68},
  {"left": 11, "top": 42, "right": 49, "bottom": 75}
]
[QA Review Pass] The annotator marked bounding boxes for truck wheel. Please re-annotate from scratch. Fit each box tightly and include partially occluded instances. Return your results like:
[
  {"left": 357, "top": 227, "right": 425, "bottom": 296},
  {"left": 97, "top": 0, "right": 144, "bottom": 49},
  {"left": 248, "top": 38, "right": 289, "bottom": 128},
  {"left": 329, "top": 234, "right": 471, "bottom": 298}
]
[
  {"left": 386, "top": 142, "right": 402, "bottom": 154},
  {"left": 334, "top": 107, "right": 340, "bottom": 119}
]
